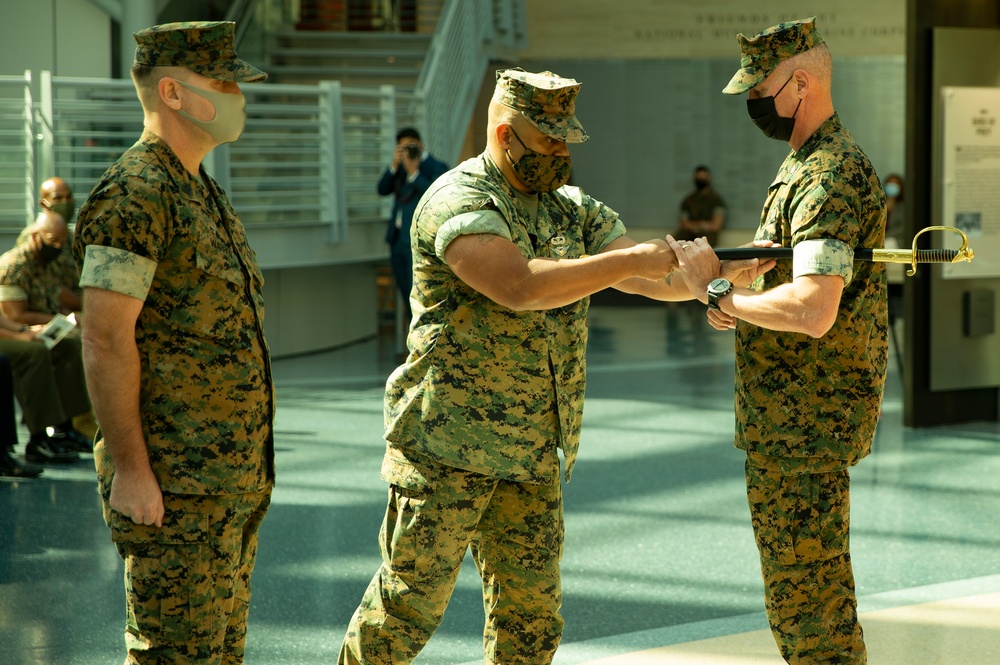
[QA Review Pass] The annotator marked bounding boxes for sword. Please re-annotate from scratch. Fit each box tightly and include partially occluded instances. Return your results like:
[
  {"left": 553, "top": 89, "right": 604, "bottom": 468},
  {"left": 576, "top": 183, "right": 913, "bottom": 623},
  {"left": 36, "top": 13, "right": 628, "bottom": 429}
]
[{"left": 713, "top": 226, "right": 974, "bottom": 276}]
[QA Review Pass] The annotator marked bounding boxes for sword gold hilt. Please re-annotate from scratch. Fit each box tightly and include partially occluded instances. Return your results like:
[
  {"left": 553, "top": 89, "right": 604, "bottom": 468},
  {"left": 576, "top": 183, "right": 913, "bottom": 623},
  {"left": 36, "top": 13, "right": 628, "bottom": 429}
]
[
  {"left": 713, "top": 226, "right": 975, "bottom": 277},
  {"left": 892, "top": 225, "right": 975, "bottom": 276}
]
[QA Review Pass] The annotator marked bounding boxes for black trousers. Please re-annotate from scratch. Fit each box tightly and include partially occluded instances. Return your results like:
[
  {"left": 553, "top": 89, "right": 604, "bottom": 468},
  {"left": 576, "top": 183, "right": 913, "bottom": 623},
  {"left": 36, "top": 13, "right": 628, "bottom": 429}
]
[{"left": 0, "top": 354, "right": 20, "bottom": 451}]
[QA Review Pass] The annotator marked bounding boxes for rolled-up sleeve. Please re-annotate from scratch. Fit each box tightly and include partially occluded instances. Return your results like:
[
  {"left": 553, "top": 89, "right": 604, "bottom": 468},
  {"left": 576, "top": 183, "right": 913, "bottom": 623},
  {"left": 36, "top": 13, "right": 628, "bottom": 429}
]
[
  {"left": 434, "top": 210, "right": 511, "bottom": 261},
  {"left": 792, "top": 238, "right": 854, "bottom": 285},
  {"left": 79, "top": 245, "right": 157, "bottom": 301}
]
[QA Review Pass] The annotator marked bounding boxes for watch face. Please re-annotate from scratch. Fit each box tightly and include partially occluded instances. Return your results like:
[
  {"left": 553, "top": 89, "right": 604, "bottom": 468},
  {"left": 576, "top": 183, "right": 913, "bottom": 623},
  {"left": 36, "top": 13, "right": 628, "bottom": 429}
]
[{"left": 709, "top": 278, "right": 730, "bottom": 291}]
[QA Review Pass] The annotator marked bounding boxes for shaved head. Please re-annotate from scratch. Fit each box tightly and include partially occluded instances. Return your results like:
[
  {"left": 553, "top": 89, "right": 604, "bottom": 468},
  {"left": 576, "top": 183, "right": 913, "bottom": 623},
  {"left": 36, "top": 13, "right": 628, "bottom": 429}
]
[
  {"left": 39, "top": 176, "right": 72, "bottom": 202},
  {"left": 34, "top": 209, "right": 68, "bottom": 238}
]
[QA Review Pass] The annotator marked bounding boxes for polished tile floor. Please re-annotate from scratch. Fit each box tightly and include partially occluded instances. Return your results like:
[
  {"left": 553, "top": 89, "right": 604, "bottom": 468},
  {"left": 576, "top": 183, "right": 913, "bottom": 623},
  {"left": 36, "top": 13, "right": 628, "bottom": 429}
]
[{"left": 1, "top": 303, "right": 999, "bottom": 664}]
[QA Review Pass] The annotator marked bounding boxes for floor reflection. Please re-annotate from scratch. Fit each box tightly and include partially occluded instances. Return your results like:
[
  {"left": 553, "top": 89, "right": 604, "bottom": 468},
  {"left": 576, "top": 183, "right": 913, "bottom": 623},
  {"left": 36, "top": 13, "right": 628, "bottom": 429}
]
[{"left": 1, "top": 305, "right": 998, "bottom": 665}]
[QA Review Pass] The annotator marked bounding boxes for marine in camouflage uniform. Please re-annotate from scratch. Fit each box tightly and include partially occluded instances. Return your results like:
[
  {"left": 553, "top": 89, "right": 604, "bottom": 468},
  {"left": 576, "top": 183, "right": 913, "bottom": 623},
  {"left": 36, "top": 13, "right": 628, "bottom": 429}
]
[
  {"left": 16, "top": 176, "right": 82, "bottom": 307},
  {"left": 720, "top": 18, "right": 887, "bottom": 665},
  {"left": 339, "top": 69, "right": 697, "bottom": 665},
  {"left": 0, "top": 212, "right": 78, "bottom": 322},
  {"left": 0, "top": 211, "right": 92, "bottom": 450},
  {"left": 14, "top": 230, "right": 80, "bottom": 310},
  {"left": 72, "top": 21, "right": 274, "bottom": 665}
]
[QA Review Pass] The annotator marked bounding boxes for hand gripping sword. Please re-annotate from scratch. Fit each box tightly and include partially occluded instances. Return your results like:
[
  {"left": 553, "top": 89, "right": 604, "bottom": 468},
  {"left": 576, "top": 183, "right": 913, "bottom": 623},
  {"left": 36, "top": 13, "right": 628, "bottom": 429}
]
[{"left": 713, "top": 226, "right": 975, "bottom": 276}]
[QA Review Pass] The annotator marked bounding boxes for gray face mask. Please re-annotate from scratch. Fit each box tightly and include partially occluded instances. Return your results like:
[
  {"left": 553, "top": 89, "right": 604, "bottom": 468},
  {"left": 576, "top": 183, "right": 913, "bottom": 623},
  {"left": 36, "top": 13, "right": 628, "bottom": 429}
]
[{"left": 176, "top": 80, "right": 247, "bottom": 144}]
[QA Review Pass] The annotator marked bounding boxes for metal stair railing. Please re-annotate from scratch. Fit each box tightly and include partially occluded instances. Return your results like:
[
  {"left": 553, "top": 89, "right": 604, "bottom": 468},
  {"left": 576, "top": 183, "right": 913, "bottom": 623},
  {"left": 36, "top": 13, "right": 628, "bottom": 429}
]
[
  {"left": 9, "top": 1, "right": 526, "bottom": 243},
  {"left": 0, "top": 72, "right": 36, "bottom": 231},
  {"left": 414, "top": 0, "right": 494, "bottom": 166}
]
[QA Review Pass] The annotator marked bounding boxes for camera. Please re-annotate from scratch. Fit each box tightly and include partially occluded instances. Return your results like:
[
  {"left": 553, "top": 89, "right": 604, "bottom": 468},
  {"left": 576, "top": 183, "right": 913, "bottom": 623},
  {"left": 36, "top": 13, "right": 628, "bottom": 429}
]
[{"left": 403, "top": 143, "right": 421, "bottom": 159}]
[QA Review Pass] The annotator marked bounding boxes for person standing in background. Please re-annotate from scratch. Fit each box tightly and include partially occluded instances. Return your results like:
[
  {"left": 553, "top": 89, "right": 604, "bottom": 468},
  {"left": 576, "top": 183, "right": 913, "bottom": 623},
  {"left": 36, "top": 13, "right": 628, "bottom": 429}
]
[
  {"left": 675, "top": 165, "right": 727, "bottom": 247},
  {"left": 883, "top": 173, "right": 906, "bottom": 247},
  {"left": 378, "top": 127, "right": 448, "bottom": 319},
  {"left": 668, "top": 165, "right": 728, "bottom": 354}
]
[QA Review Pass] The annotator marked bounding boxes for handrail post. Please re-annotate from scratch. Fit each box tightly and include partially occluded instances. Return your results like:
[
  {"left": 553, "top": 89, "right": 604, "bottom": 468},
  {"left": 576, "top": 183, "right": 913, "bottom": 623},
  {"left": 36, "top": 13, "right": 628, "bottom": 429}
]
[
  {"left": 320, "top": 80, "right": 348, "bottom": 243},
  {"left": 379, "top": 84, "right": 397, "bottom": 222},
  {"left": 36, "top": 71, "right": 55, "bottom": 204},
  {"left": 23, "top": 70, "right": 36, "bottom": 226}
]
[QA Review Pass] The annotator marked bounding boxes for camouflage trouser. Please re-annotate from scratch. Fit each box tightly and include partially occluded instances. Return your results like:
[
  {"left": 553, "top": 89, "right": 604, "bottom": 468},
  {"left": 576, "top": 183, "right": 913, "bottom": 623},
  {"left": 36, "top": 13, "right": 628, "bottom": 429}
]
[
  {"left": 339, "top": 453, "right": 565, "bottom": 665},
  {"left": 745, "top": 453, "right": 866, "bottom": 665},
  {"left": 107, "top": 485, "right": 272, "bottom": 665}
]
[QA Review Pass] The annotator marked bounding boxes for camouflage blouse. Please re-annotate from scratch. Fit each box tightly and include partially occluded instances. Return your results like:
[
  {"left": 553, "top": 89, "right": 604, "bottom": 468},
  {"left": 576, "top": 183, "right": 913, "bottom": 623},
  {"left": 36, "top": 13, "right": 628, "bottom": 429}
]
[
  {"left": 0, "top": 242, "right": 67, "bottom": 315},
  {"left": 735, "top": 114, "right": 888, "bottom": 468},
  {"left": 383, "top": 152, "right": 625, "bottom": 484},
  {"left": 74, "top": 131, "right": 274, "bottom": 496}
]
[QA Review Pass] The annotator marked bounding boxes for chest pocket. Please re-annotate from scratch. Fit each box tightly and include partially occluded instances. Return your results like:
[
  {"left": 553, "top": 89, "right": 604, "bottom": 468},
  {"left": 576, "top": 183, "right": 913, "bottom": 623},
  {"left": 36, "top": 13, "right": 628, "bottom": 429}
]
[
  {"left": 195, "top": 243, "right": 244, "bottom": 285},
  {"left": 155, "top": 225, "right": 253, "bottom": 342},
  {"left": 760, "top": 181, "right": 791, "bottom": 245}
]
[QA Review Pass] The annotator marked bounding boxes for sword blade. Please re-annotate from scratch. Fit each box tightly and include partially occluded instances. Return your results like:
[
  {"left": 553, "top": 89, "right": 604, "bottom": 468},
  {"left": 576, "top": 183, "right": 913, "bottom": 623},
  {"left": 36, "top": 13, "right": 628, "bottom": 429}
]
[{"left": 713, "top": 247, "right": 967, "bottom": 264}]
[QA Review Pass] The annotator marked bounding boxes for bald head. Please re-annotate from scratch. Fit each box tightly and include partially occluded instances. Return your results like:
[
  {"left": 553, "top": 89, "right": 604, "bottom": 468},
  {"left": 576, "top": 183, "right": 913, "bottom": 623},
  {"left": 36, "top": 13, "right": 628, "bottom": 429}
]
[
  {"left": 39, "top": 176, "right": 76, "bottom": 222},
  {"left": 39, "top": 177, "right": 72, "bottom": 203},
  {"left": 34, "top": 210, "right": 69, "bottom": 239}
]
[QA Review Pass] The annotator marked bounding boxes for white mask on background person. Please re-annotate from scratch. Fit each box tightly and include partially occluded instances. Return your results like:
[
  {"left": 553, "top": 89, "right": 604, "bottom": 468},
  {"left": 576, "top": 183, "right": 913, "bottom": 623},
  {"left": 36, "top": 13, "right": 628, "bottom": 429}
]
[
  {"left": 176, "top": 80, "right": 247, "bottom": 144},
  {"left": 884, "top": 182, "right": 901, "bottom": 198}
]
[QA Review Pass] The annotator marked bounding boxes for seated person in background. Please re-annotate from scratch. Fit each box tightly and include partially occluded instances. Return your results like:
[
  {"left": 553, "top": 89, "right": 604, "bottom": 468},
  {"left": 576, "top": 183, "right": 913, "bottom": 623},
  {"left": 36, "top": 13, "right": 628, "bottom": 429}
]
[
  {"left": 1, "top": 209, "right": 82, "bottom": 325},
  {"left": 17, "top": 177, "right": 82, "bottom": 310},
  {"left": 0, "top": 217, "right": 93, "bottom": 456},
  {"left": 0, "top": 313, "right": 89, "bottom": 461},
  {"left": 0, "top": 353, "right": 43, "bottom": 477}
]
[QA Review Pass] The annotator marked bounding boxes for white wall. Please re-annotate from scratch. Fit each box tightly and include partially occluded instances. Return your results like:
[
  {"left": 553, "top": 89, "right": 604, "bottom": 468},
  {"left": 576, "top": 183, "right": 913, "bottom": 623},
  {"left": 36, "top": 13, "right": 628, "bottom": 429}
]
[
  {"left": 0, "top": 0, "right": 112, "bottom": 77},
  {"left": 508, "top": 0, "right": 908, "bottom": 234}
]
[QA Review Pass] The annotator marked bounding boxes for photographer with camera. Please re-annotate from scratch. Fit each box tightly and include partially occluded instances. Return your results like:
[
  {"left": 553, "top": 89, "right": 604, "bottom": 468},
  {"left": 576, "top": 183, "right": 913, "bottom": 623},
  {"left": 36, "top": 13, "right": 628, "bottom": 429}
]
[{"left": 378, "top": 128, "right": 448, "bottom": 318}]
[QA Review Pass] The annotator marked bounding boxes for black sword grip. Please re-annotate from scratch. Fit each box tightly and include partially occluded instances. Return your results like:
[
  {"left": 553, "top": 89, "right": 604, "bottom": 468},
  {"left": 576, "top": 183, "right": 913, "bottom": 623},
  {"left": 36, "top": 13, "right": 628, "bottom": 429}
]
[{"left": 712, "top": 247, "right": 962, "bottom": 263}]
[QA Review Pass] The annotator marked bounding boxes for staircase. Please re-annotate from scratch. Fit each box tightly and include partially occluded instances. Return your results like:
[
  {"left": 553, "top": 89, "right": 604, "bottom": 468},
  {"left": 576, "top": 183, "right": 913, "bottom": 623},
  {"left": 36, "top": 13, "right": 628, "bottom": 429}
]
[{"left": 266, "top": 29, "right": 433, "bottom": 88}]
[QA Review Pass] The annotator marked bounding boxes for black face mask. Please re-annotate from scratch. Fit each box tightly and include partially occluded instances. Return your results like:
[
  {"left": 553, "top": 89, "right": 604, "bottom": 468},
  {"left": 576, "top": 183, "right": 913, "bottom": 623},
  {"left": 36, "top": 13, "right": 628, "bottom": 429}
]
[
  {"left": 38, "top": 241, "right": 62, "bottom": 263},
  {"left": 746, "top": 74, "right": 801, "bottom": 142}
]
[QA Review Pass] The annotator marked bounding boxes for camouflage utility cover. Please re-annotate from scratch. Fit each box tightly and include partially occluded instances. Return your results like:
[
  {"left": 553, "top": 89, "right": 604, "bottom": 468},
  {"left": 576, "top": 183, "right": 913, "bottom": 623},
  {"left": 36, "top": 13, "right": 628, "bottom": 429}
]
[
  {"left": 383, "top": 152, "right": 625, "bottom": 484},
  {"left": 723, "top": 17, "right": 824, "bottom": 95},
  {"left": 0, "top": 242, "right": 67, "bottom": 315},
  {"left": 494, "top": 68, "right": 589, "bottom": 143},
  {"left": 735, "top": 114, "right": 887, "bottom": 468},
  {"left": 133, "top": 21, "right": 267, "bottom": 82},
  {"left": 74, "top": 131, "right": 274, "bottom": 496}
]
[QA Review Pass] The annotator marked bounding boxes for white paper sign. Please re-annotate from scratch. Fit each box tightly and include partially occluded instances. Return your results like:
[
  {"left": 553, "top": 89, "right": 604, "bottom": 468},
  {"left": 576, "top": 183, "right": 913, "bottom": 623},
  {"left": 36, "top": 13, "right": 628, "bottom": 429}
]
[{"left": 941, "top": 86, "right": 1000, "bottom": 279}]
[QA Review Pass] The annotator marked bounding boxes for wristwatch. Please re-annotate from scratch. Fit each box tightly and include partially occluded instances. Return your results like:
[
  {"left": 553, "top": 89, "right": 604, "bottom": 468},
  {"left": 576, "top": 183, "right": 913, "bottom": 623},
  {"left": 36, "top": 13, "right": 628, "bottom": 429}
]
[{"left": 706, "top": 278, "right": 733, "bottom": 311}]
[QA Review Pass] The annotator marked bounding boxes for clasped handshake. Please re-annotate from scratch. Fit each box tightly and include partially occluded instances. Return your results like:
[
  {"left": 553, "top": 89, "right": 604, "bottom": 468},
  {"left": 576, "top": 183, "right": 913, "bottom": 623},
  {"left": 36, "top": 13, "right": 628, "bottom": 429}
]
[{"left": 633, "top": 234, "right": 778, "bottom": 329}]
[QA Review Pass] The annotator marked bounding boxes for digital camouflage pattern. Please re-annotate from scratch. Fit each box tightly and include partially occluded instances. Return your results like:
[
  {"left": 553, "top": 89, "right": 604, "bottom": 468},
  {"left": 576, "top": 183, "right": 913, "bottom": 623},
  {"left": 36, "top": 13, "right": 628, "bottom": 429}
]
[
  {"left": 15, "top": 225, "right": 81, "bottom": 300},
  {"left": 746, "top": 453, "right": 866, "bottom": 663},
  {"left": 0, "top": 242, "right": 68, "bottom": 315},
  {"left": 0, "top": 335, "right": 90, "bottom": 434},
  {"left": 382, "top": 150, "right": 625, "bottom": 485},
  {"left": 73, "top": 130, "right": 275, "bottom": 497},
  {"left": 133, "top": 21, "right": 267, "bottom": 83},
  {"left": 723, "top": 17, "right": 824, "bottom": 95},
  {"left": 340, "top": 448, "right": 564, "bottom": 664},
  {"left": 735, "top": 113, "right": 887, "bottom": 467},
  {"left": 736, "top": 112, "right": 885, "bottom": 665},
  {"left": 109, "top": 486, "right": 272, "bottom": 664},
  {"left": 494, "top": 68, "right": 589, "bottom": 143}
]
